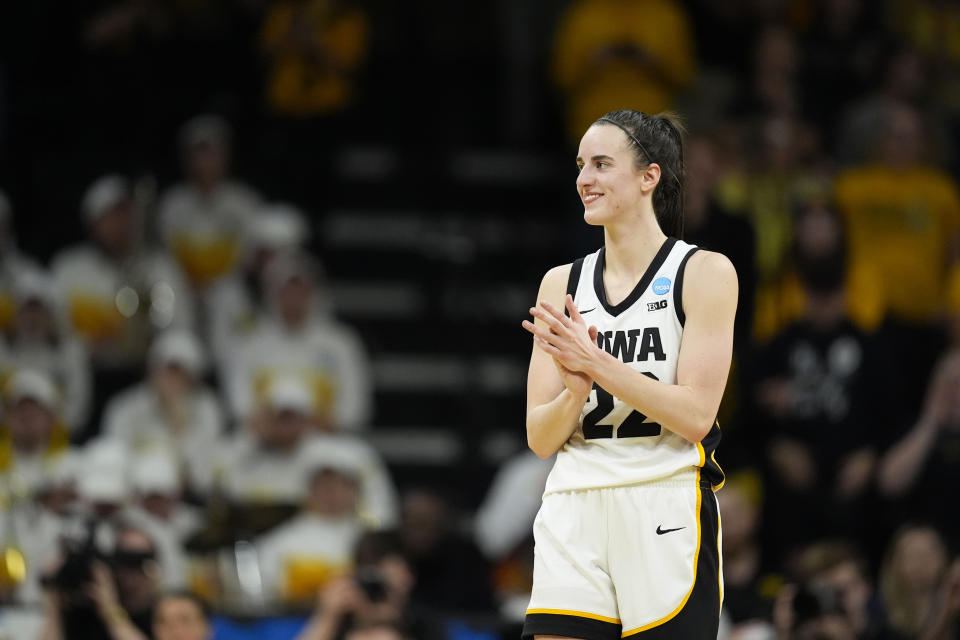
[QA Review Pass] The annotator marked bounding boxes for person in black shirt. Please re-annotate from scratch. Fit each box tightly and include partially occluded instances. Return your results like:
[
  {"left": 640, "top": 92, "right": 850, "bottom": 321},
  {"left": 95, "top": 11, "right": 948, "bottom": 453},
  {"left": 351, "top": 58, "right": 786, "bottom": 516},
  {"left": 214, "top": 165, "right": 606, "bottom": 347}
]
[{"left": 754, "top": 199, "right": 899, "bottom": 563}]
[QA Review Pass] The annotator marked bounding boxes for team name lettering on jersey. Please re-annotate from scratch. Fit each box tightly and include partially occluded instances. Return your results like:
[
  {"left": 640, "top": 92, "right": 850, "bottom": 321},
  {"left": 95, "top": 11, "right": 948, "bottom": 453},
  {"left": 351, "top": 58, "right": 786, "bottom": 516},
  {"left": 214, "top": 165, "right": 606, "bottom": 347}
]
[{"left": 596, "top": 327, "right": 666, "bottom": 363}]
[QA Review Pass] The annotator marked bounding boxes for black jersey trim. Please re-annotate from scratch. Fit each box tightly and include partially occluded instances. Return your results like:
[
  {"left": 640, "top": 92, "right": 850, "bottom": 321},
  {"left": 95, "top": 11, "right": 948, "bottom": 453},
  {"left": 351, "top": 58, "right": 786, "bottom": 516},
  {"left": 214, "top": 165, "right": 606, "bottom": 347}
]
[
  {"left": 594, "top": 237, "right": 677, "bottom": 317},
  {"left": 673, "top": 246, "right": 699, "bottom": 327},
  {"left": 564, "top": 257, "right": 585, "bottom": 317}
]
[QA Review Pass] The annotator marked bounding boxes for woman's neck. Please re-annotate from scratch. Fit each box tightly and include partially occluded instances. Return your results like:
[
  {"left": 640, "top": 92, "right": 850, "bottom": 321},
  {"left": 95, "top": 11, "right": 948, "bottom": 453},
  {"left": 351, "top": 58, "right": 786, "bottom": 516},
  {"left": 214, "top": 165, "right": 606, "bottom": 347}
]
[{"left": 602, "top": 209, "right": 667, "bottom": 280}]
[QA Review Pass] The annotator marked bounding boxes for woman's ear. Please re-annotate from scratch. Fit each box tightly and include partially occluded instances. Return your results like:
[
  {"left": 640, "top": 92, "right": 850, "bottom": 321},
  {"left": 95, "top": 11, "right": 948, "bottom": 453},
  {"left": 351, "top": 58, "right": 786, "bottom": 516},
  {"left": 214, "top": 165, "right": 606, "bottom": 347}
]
[{"left": 640, "top": 162, "right": 662, "bottom": 194}]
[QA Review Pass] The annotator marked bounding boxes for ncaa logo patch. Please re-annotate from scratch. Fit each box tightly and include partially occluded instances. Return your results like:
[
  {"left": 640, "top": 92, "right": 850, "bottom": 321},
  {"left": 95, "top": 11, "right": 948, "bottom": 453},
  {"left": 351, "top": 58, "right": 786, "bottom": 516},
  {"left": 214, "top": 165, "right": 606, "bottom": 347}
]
[{"left": 652, "top": 276, "right": 671, "bottom": 295}]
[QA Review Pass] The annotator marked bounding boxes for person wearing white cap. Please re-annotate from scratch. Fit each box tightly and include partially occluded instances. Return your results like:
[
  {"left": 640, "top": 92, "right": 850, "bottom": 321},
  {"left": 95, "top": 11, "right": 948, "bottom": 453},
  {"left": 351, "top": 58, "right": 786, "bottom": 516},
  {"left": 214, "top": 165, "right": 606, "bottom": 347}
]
[
  {"left": 127, "top": 452, "right": 202, "bottom": 545},
  {"left": 254, "top": 464, "right": 361, "bottom": 603},
  {"left": 101, "top": 329, "right": 224, "bottom": 495},
  {"left": 156, "top": 114, "right": 261, "bottom": 291},
  {"left": 0, "top": 270, "right": 92, "bottom": 432},
  {"left": 216, "top": 374, "right": 323, "bottom": 505},
  {"left": 50, "top": 174, "right": 196, "bottom": 372},
  {"left": 0, "top": 369, "right": 76, "bottom": 499},
  {"left": 225, "top": 250, "right": 373, "bottom": 431},
  {"left": 206, "top": 202, "right": 310, "bottom": 373},
  {"left": 254, "top": 434, "right": 398, "bottom": 604},
  {"left": 0, "top": 188, "right": 46, "bottom": 335}
]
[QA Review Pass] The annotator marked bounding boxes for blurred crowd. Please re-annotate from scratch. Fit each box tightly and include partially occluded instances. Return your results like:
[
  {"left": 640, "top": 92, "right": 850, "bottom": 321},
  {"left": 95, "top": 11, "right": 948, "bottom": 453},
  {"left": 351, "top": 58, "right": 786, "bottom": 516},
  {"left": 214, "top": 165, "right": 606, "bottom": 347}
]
[{"left": 2, "top": 0, "right": 960, "bottom": 639}]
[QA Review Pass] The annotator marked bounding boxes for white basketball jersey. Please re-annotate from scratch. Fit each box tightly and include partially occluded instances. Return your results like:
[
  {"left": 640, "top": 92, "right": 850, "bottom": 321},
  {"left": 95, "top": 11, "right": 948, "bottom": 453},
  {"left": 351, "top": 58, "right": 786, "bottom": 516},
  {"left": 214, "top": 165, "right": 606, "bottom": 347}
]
[{"left": 543, "top": 238, "right": 724, "bottom": 495}]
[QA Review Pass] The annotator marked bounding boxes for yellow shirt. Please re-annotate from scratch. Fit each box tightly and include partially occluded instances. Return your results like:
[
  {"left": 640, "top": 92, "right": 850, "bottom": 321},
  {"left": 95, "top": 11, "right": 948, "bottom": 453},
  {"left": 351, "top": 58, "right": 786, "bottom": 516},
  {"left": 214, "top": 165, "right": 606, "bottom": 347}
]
[
  {"left": 753, "top": 261, "right": 885, "bottom": 343},
  {"left": 834, "top": 165, "right": 960, "bottom": 321},
  {"left": 552, "top": 0, "right": 695, "bottom": 141}
]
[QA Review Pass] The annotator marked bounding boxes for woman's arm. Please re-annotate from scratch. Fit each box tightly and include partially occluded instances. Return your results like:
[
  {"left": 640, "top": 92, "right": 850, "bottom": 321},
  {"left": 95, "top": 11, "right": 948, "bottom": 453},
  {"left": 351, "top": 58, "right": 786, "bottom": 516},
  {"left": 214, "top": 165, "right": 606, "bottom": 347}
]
[
  {"left": 879, "top": 352, "right": 960, "bottom": 496},
  {"left": 524, "top": 264, "right": 594, "bottom": 458},
  {"left": 527, "top": 251, "right": 737, "bottom": 444}
]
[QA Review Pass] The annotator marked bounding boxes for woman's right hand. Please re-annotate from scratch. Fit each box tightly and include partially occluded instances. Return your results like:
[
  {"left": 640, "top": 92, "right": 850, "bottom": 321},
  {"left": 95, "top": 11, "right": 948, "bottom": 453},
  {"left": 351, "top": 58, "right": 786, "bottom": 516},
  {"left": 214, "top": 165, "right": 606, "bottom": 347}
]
[{"left": 553, "top": 325, "right": 598, "bottom": 401}]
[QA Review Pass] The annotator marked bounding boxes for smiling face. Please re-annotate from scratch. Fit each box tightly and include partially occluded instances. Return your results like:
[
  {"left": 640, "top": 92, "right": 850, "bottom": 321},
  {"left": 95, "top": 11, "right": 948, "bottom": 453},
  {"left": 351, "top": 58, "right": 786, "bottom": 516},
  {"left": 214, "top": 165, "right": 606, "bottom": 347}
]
[{"left": 576, "top": 124, "right": 658, "bottom": 227}]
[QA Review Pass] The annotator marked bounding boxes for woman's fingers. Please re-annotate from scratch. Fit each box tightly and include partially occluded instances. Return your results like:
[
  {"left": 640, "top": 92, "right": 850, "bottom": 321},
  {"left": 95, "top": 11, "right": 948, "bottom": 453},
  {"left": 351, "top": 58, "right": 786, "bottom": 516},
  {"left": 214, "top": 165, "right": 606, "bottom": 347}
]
[
  {"left": 539, "top": 300, "right": 571, "bottom": 327},
  {"left": 533, "top": 335, "right": 561, "bottom": 357},
  {"left": 565, "top": 295, "right": 583, "bottom": 324}
]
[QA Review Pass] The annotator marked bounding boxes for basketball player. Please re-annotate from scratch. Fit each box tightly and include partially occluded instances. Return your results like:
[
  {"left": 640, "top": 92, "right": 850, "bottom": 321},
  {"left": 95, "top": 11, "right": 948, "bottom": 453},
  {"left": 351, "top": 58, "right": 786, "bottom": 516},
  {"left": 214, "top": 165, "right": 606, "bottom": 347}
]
[{"left": 520, "top": 110, "right": 737, "bottom": 639}]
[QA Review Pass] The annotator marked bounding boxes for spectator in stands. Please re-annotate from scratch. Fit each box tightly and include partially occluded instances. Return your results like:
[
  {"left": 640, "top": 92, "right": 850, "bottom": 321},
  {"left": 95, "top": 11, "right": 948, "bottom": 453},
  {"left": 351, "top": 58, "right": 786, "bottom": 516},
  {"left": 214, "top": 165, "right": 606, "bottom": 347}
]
[
  {"left": 782, "top": 540, "right": 900, "bottom": 640},
  {"left": 0, "top": 189, "right": 44, "bottom": 334},
  {"left": 260, "top": 0, "right": 370, "bottom": 118},
  {"left": 152, "top": 591, "right": 213, "bottom": 640},
  {"left": 717, "top": 470, "right": 778, "bottom": 631},
  {"left": 398, "top": 488, "right": 493, "bottom": 613},
  {"left": 217, "top": 374, "right": 319, "bottom": 507},
  {"left": 225, "top": 250, "right": 372, "bottom": 431},
  {"left": 798, "top": 0, "right": 885, "bottom": 138},
  {"left": 255, "top": 438, "right": 367, "bottom": 605},
  {"left": 295, "top": 530, "right": 437, "bottom": 640},
  {"left": 206, "top": 202, "right": 310, "bottom": 374},
  {"left": 51, "top": 174, "right": 195, "bottom": 412},
  {"left": 0, "top": 454, "right": 71, "bottom": 610},
  {"left": 218, "top": 374, "right": 394, "bottom": 526},
  {"left": 838, "top": 45, "right": 932, "bottom": 166},
  {"left": 157, "top": 115, "right": 260, "bottom": 292},
  {"left": 474, "top": 450, "right": 553, "bottom": 623},
  {"left": 0, "top": 369, "right": 75, "bottom": 499},
  {"left": 834, "top": 102, "right": 960, "bottom": 407},
  {"left": 2, "top": 270, "right": 92, "bottom": 433},
  {"left": 752, "top": 186, "right": 886, "bottom": 342},
  {"left": 40, "top": 520, "right": 165, "bottom": 640},
  {"left": 683, "top": 133, "right": 756, "bottom": 347},
  {"left": 738, "top": 24, "right": 801, "bottom": 121},
  {"left": 550, "top": 0, "right": 696, "bottom": 143},
  {"left": 734, "top": 115, "right": 824, "bottom": 298},
  {"left": 887, "top": 0, "right": 960, "bottom": 175},
  {"left": 879, "top": 524, "right": 956, "bottom": 639},
  {"left": 128, "top": 452, "right": 203, "bottom": 545},
  {"left": 753, "top": 201, "right": 899, "bottom": 559},
  {"left": 101, "top": 330, "right": 224, "bottom": 495},
  {"left": 878, "top": 351, "right": 960, "bottom": 541}
]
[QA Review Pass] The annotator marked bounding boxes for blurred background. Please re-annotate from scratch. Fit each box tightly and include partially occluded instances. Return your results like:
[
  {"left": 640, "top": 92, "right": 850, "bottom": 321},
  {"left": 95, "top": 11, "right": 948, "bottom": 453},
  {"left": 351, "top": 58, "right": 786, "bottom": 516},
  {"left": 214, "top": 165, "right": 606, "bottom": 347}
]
[{"left": 1, "top": 0, "right": 959, "bottom": 639}]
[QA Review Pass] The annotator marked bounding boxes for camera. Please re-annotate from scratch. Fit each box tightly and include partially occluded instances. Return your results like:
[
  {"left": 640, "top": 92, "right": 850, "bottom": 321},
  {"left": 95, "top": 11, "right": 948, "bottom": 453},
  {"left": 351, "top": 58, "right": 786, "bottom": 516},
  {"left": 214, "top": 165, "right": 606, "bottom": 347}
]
[
  {"left": 355, "top": 567, "right": 388, "bottom": 603},
  {"left": 791, "top": 582, "right": 843, "bottom": 624}
]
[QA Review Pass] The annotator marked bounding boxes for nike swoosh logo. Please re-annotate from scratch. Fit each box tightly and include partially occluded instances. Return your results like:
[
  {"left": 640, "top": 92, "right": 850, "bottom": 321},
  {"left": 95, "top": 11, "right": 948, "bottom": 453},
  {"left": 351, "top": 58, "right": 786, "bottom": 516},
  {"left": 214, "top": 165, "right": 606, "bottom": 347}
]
[
  {"left": 578, "top": 307, "right": 596, "bottom": 314},
  {"left": 656, "top": 525, "right": 686, "bottom": 535}
]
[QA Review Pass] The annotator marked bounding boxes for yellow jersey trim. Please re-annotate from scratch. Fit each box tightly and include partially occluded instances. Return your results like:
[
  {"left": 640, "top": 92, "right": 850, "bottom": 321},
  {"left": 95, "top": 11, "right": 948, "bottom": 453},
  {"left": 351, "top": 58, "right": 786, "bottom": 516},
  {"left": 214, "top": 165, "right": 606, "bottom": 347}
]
[
  {"left": 711, "top": 451, "right": 726, "bottom": 491},
  {"left": 525, "top": 608, "right": 621, "bottom": 625},
  {"left": 621, "top": 468, "right": 703, "bottom": 637}
]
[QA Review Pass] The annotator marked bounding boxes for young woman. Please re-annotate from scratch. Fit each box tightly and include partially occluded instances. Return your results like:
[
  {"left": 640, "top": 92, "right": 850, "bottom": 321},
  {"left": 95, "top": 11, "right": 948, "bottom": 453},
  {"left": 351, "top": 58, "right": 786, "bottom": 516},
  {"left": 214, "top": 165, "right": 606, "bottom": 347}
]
[{"left": 520, "top": 110, "right": 737, "bottom": 639}]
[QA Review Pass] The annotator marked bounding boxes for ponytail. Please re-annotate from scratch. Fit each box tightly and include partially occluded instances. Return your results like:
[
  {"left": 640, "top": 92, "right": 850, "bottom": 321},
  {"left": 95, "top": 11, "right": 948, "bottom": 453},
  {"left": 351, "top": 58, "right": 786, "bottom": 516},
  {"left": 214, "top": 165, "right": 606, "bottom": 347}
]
[{"left": 594, "top": 109, "right": 686, "bottom": 239}]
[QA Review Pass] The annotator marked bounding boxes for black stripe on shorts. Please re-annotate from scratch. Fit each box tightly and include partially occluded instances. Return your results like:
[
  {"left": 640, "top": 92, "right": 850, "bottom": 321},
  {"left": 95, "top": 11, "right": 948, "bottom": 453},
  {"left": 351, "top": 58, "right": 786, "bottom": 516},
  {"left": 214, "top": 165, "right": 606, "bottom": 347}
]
[{"left": 522, "top": 612, "right": 621, "bottom": 640}]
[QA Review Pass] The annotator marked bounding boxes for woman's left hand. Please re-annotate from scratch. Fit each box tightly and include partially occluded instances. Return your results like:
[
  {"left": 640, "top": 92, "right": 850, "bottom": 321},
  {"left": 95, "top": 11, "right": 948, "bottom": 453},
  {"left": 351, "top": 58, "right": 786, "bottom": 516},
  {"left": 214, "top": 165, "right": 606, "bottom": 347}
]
[{"left": 523, "top": 295, "right": 602, "bottom": 375}]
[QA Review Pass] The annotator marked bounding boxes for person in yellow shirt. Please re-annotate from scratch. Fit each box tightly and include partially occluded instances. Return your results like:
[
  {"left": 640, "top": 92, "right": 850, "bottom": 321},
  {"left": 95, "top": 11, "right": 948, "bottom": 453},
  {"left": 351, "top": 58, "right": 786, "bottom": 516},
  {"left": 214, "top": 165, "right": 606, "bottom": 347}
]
[
  {"left": 551, "top": 0, "right": 696, "bottom": 144},
  {"left": 834, "top": 103, "right": 960, "bottom": 324},
  {"left": 834, "top": 102, "right": 959, "bottom": 409},
  {"left": 753, "top": 192, "right": 886, "bottom": 344}
]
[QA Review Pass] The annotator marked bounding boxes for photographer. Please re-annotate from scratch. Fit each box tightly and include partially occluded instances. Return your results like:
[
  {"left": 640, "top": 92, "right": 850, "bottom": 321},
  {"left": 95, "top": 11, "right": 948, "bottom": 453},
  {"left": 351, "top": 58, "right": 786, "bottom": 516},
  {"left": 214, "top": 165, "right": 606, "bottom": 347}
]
[
  {"left": 295, "top": 530, "right": 437, "bottom": 640},
  {"left": 40, "top": 521, "right": 163, "bottom": 640},
  {"left": 773, "top": 541, "right": 905, "bottom": 640}
]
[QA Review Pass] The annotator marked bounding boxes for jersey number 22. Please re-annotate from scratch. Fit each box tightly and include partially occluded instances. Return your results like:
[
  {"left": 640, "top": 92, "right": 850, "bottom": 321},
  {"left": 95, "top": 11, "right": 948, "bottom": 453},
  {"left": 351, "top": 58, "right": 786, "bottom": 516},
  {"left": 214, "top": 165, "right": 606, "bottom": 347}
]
[{"left": 582, "top": 373, "right": 662, "bottom": 439}]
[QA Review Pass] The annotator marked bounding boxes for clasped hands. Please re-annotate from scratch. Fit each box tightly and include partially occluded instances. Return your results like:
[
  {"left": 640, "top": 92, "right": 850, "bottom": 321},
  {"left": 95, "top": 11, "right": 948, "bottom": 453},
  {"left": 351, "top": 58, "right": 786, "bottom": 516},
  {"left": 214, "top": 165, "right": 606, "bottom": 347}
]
[{"left": 522, "top": 295, "right": 603, "bottom": 399}]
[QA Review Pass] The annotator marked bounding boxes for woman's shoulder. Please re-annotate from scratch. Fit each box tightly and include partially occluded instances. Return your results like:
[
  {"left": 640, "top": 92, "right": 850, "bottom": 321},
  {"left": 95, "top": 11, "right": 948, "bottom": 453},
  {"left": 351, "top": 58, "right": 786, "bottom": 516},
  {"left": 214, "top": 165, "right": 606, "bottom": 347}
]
[
  {"left": 683, "top": 249, "right": 738, "bottom": 304},
  {"left": 685, "top": 248, "right": 736, "bottom": 280}
]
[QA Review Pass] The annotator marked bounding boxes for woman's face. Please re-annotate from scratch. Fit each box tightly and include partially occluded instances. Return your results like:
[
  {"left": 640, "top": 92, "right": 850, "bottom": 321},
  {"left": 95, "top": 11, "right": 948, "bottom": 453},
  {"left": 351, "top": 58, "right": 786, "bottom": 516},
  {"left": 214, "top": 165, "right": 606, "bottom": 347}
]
[
  {"left": 576, "top": 124, "right": 653, "bottom": 227},
  {"left": 894, "top": 528, "right": 947, "bottom": 591},
  {"left": 153, "top": 596, "right": 211, "bottom": 640}
]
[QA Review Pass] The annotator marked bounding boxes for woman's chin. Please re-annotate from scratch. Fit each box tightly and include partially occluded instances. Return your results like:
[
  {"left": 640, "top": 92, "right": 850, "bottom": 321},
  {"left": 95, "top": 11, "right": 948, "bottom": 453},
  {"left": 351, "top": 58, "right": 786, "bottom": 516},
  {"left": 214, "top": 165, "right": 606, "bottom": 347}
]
[{"left": 582, "top": 207, "right": 608, "bottom": 226}]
